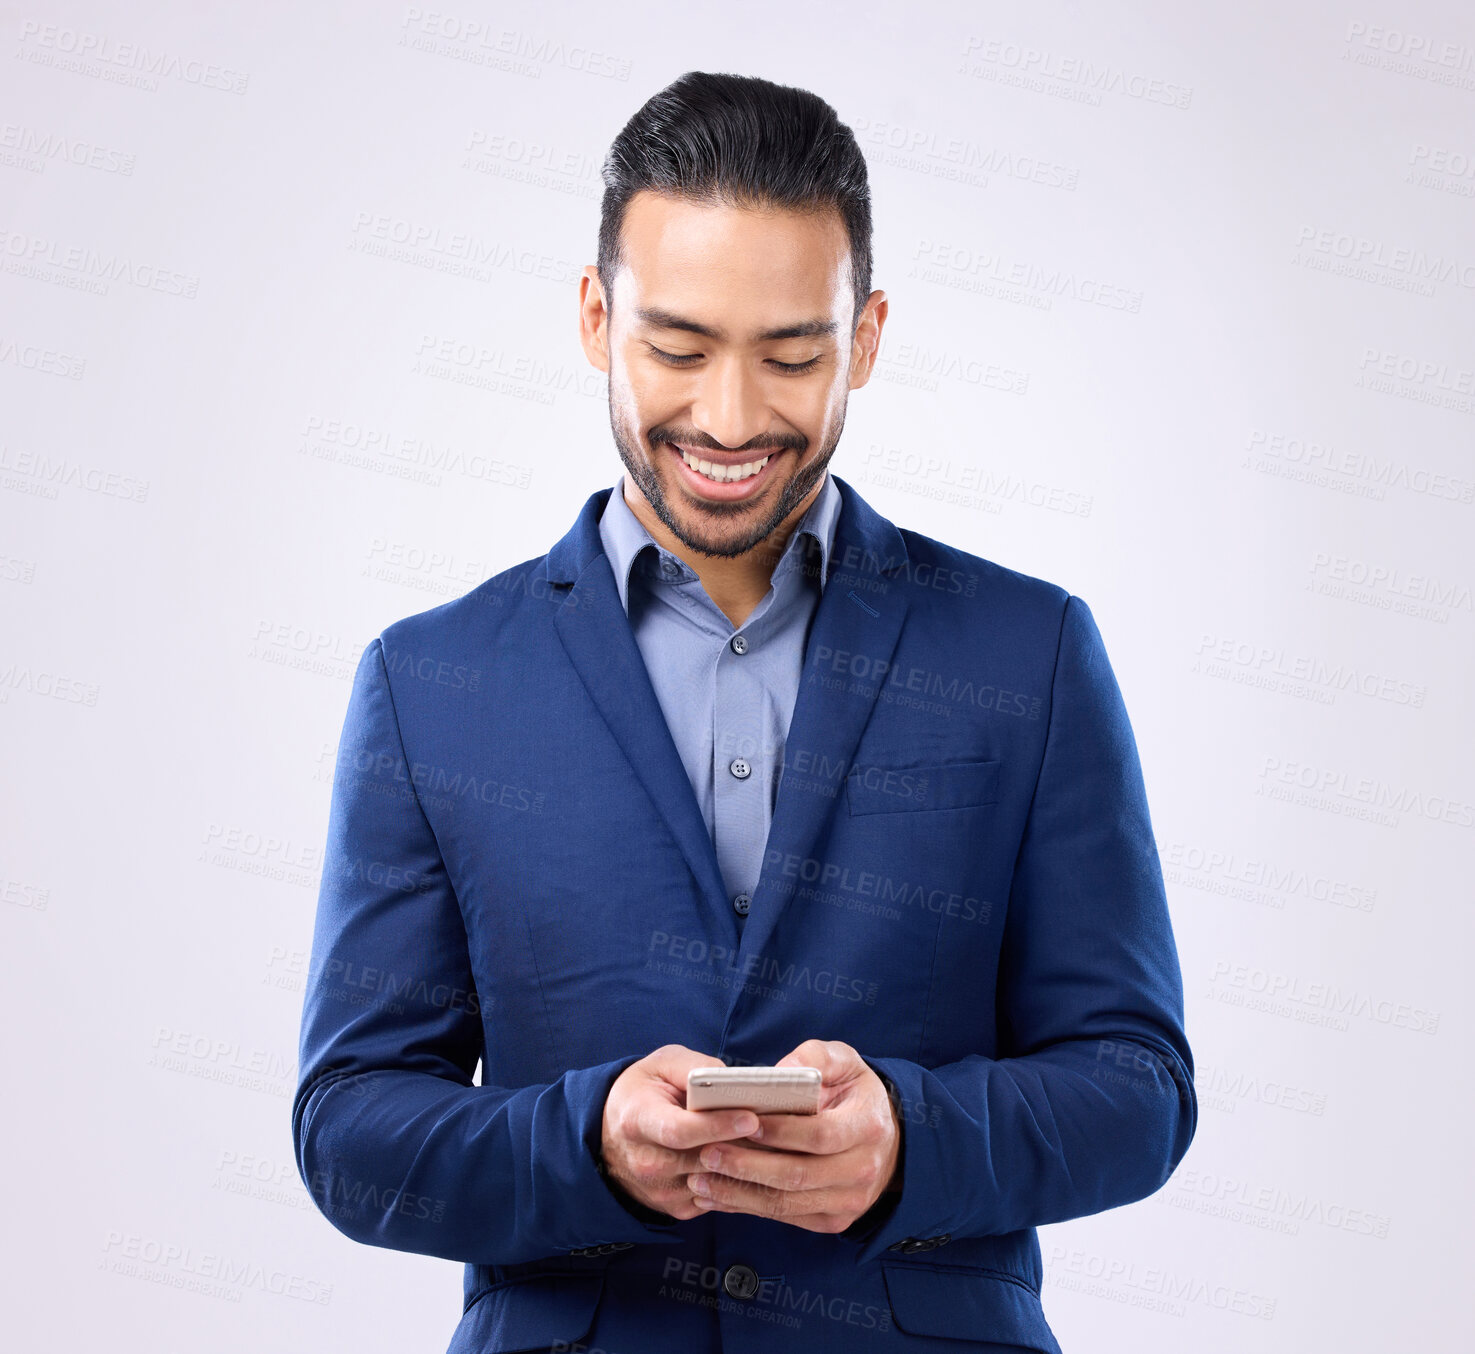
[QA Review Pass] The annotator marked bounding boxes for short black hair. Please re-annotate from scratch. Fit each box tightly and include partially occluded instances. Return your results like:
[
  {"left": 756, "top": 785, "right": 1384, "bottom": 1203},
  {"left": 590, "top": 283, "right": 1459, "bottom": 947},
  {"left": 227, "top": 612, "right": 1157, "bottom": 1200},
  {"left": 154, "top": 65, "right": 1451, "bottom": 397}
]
[{"left": 598, "top": 71, "right": 873, "bottom": 337}]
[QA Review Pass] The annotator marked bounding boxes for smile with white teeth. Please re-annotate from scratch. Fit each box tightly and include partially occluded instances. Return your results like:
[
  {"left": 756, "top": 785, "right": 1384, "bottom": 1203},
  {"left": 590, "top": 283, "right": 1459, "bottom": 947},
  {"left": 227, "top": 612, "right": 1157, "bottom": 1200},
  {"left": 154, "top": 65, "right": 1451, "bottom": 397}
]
[{"left": 678, "top": 448, "right": 771, "bottom": 483}]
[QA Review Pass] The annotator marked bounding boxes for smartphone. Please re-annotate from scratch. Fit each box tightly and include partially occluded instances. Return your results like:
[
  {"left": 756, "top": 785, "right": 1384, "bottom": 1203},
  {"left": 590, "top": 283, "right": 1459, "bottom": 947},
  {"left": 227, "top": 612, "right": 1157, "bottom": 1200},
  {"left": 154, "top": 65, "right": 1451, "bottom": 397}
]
[{"left": 686, "top": 1065, "right": 823, "bottom": 1115}]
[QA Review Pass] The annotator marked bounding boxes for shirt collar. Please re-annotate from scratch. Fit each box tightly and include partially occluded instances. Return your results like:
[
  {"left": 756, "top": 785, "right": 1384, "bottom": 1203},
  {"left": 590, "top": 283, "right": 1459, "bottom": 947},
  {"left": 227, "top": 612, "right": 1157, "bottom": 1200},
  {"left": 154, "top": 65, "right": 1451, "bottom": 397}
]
[{"left": 597, "top": 469, "right": 843, "bottom": 615}]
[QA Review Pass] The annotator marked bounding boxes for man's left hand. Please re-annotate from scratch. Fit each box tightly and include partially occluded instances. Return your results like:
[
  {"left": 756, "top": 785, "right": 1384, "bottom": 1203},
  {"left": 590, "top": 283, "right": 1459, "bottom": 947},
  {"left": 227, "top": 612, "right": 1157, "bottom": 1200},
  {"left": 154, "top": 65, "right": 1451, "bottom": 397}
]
[{"left": 686, "top": 1039, "right": 901, "bottom": 1233}]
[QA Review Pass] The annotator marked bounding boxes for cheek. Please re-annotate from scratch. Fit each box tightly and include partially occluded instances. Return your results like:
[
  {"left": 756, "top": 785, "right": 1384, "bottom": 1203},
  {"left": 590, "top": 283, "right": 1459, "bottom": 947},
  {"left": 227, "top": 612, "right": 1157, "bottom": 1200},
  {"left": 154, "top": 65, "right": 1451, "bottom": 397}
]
[
  {"left": 794, "top": 381, "right": 846, "bottom": 435},
  {"left": 613, "top": 357, "right": 682, "bottom": 417},
  {"left": 605, "top": 358, "right": 637, "bottom": 409}
]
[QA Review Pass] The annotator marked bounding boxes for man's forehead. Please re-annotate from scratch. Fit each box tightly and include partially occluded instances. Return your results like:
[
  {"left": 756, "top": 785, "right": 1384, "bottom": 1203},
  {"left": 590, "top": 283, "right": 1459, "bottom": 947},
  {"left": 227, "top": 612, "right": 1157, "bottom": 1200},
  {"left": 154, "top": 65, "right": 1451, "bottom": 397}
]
[{"left": 614, "top": 191, "right": 852, "bottom": 333}]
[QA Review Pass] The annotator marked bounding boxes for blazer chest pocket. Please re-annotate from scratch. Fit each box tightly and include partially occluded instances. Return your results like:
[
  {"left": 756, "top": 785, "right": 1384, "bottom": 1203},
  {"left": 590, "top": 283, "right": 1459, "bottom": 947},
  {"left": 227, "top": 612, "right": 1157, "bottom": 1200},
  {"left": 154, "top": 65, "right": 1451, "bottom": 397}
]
[{"left": 846, "top": 758, "right": 1001, "bottom": 815}]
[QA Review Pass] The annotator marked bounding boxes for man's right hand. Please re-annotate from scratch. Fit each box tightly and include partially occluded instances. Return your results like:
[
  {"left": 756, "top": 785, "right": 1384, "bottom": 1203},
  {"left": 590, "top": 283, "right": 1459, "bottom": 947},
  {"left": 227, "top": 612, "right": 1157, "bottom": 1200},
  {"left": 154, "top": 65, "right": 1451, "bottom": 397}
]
[{"left": 600, "top": 1045, "right": 760, "bottom": 1221}]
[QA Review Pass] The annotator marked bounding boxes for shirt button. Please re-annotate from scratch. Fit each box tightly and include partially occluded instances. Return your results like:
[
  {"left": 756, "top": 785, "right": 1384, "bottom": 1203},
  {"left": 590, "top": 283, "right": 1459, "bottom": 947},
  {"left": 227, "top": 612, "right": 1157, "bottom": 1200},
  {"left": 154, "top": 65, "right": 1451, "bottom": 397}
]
[
  {"left": 729, "top": 758, "right": 751, "bottom": 780},
  {"left": 732, "top": 893, "right": 751, "bottom": 916},
  {"left": 661, "top": 557, "right": 682, "bottom": 580},
  {"left": 722, "top": 1263, "right": 759, "bottom": 1300},
  {"left": 729, "top": 634, "right": 748, "bottom": 655}
]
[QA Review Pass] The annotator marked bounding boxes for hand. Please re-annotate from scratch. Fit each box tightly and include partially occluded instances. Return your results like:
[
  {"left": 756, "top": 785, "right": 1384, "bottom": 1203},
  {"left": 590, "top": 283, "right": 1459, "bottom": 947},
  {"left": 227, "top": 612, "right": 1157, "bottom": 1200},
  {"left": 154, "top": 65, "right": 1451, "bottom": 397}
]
[
  {"left": 600, "top": 1044, "right": 762, "bottom": 1221},
  {"left": 685, "top": 1039, "right": 901, "bottom": 1233}
]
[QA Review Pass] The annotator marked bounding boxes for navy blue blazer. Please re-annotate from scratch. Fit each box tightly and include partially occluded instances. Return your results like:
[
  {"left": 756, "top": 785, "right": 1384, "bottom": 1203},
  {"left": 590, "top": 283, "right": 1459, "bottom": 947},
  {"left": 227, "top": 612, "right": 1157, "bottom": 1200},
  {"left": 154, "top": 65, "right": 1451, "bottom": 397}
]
[{"left": 293, "top": 473, "right": 1196, "bottom": 1353}]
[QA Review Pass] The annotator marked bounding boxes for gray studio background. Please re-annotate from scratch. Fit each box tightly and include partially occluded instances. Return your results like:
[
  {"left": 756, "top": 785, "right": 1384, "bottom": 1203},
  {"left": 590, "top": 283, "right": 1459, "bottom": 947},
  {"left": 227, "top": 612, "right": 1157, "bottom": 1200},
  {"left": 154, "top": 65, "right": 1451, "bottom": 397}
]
[{"left": 3, "top": 2, "right": 1471, "bottom": 1349}]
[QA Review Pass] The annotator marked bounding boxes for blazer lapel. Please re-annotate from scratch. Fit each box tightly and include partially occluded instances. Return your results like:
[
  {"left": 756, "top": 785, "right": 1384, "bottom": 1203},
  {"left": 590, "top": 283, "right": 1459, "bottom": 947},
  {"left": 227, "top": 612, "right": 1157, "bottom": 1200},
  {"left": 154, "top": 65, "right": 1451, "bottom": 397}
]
[{"left": 548, "top": 488, "right": 731, "bottom": 923}]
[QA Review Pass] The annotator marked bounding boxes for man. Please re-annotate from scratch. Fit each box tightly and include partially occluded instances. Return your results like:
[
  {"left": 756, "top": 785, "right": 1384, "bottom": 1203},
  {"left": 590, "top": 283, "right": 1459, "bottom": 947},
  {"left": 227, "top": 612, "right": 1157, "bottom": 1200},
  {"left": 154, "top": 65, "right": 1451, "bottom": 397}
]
[{"left": 293, "top": 71, "right": 1196, "bottom": 1353}]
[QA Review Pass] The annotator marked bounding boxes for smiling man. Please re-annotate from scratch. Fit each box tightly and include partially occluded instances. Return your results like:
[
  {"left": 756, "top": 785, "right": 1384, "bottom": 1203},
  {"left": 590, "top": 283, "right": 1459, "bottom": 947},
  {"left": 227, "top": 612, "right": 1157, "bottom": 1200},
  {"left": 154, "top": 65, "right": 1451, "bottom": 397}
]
[
  {"left": 592, "top": 185, "right": 862, "bottom": 632},
  {"left": 294, "top": 71, "right": 1196, "bottom": 1354}
]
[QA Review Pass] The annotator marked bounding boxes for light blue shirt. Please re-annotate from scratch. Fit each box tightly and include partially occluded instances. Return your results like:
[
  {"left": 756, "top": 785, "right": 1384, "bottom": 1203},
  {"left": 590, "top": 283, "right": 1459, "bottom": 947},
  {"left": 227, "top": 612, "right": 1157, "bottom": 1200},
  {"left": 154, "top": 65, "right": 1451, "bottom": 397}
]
[{"left": 597, "top": 470, "right": 843, "bottom": 921}]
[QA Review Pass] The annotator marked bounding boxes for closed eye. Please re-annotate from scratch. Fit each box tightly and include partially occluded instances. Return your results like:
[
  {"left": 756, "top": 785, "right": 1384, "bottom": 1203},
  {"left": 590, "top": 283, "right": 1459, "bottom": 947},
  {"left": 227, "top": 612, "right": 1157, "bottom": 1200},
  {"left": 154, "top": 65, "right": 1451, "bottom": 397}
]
[{"left": 645, "top": 344, "right": 822, "bottom": 375}]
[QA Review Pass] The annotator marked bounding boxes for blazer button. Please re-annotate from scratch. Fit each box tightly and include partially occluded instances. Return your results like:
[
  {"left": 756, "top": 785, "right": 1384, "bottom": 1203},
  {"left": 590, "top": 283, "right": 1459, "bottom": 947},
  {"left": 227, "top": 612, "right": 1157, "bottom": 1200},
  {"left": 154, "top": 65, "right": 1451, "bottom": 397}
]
[{"left": 722, "top": 1263, "right": 759, "bottom": 1299}]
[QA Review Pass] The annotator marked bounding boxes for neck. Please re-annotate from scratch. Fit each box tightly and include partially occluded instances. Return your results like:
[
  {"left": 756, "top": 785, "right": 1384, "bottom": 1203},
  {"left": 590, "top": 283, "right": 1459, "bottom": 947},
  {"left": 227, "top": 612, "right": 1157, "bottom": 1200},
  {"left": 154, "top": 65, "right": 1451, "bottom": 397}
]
[{"left": 622, "top": 474, "right": 825, "bottom": 630}]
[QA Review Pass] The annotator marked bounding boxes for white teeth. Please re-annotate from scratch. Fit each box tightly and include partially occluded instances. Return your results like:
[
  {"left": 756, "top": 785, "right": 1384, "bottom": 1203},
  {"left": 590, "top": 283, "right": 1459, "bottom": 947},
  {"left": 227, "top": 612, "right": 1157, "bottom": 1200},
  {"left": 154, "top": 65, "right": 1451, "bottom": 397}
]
[{"left": 679, "top": 449, "right": 770, "bottom": 483}]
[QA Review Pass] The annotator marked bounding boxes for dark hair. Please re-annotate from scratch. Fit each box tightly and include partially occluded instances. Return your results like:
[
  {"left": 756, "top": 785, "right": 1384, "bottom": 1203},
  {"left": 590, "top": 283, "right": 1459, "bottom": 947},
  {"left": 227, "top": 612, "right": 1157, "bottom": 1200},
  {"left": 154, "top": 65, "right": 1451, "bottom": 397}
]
[{"left": 598, "top": 71, "right": 873, "bottom": 335}]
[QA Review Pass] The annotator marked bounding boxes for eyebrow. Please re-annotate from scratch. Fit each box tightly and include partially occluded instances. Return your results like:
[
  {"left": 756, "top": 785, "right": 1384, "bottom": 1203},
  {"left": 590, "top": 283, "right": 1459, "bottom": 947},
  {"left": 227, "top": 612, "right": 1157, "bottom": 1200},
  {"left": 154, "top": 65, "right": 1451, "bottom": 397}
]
[{"left": 634, "top": 306, "right": 837, "bottom": 343}]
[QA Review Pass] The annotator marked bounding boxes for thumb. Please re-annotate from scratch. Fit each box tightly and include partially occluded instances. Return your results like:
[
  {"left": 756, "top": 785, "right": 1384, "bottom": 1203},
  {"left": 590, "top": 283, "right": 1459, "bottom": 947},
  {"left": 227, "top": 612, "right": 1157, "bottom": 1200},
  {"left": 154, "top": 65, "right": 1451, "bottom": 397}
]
[{"left": 775, "top": 1038, "right": 855, "bottom": 1080}]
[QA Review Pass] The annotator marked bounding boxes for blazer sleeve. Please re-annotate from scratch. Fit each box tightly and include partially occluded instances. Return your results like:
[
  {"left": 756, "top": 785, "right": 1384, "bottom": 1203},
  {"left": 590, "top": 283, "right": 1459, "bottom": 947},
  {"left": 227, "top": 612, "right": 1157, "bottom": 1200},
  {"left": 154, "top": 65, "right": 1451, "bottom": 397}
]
[
  {"left": 852, "top": 593, "right": 1197, "bottom": 1265},
  {"left": 291, "top": 637, "right": 681, "bottom": 1265}
]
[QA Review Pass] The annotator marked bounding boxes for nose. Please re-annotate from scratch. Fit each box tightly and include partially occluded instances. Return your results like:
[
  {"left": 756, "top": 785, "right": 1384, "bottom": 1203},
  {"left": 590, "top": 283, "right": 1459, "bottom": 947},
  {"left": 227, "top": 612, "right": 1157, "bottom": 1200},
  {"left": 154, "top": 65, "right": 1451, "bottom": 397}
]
[{"left": 689, "top": 353, "right": 772, "bottom": 452}]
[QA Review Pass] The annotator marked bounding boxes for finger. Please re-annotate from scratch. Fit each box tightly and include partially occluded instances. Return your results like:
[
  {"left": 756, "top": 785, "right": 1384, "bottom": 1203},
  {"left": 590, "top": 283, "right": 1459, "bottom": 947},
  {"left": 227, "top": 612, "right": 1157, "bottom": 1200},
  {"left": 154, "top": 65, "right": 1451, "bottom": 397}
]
[
  {"left": 774, "top": 1038, "right": 843, "bottom": 1076},
  {"left": 745, "top": 1108, "right": 857, "bottom": 1155},
  {"left": 605, "top": 1139, "right": 730, "bottom": 1222},
  {"left": 609, "top": 1138, "right": 710, "bottom": 1180},
  {"left": 777, "top": 1041, "right": 867, "bottom": 1101},
  {"left": 694, "top": 1140, "right": 864, "bottom": 1192},
  {"left": 644, "top": 1044, "right": 727, "bottom": 1090},
  {"left": 688, "top": 1172, "right": 866, "bottom": 1223},
  {"left": 635, "top": 1100, "right": 760, "bottom": 1152}
]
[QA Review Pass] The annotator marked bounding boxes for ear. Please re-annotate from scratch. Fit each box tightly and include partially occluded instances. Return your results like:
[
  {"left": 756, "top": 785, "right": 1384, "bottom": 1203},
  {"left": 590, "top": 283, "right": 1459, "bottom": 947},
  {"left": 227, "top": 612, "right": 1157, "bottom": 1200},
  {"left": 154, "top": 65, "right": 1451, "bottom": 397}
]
[
  {"left": 578, "top": 265, "right": 612, "bottom": 372},
  {"left": 848, "top": 290, "right": 888, "bottom": 389}
]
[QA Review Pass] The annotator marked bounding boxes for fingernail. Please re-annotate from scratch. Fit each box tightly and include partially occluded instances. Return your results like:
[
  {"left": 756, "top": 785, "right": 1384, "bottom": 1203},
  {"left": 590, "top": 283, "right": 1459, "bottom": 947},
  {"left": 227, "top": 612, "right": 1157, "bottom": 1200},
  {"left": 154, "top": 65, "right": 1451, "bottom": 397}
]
[
  {"left": 747, "top": 1121, "right": 762, "bottom": 1140},
  {"left": 690, "top": 1174, "right": 710, "bottom": 1196}
]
